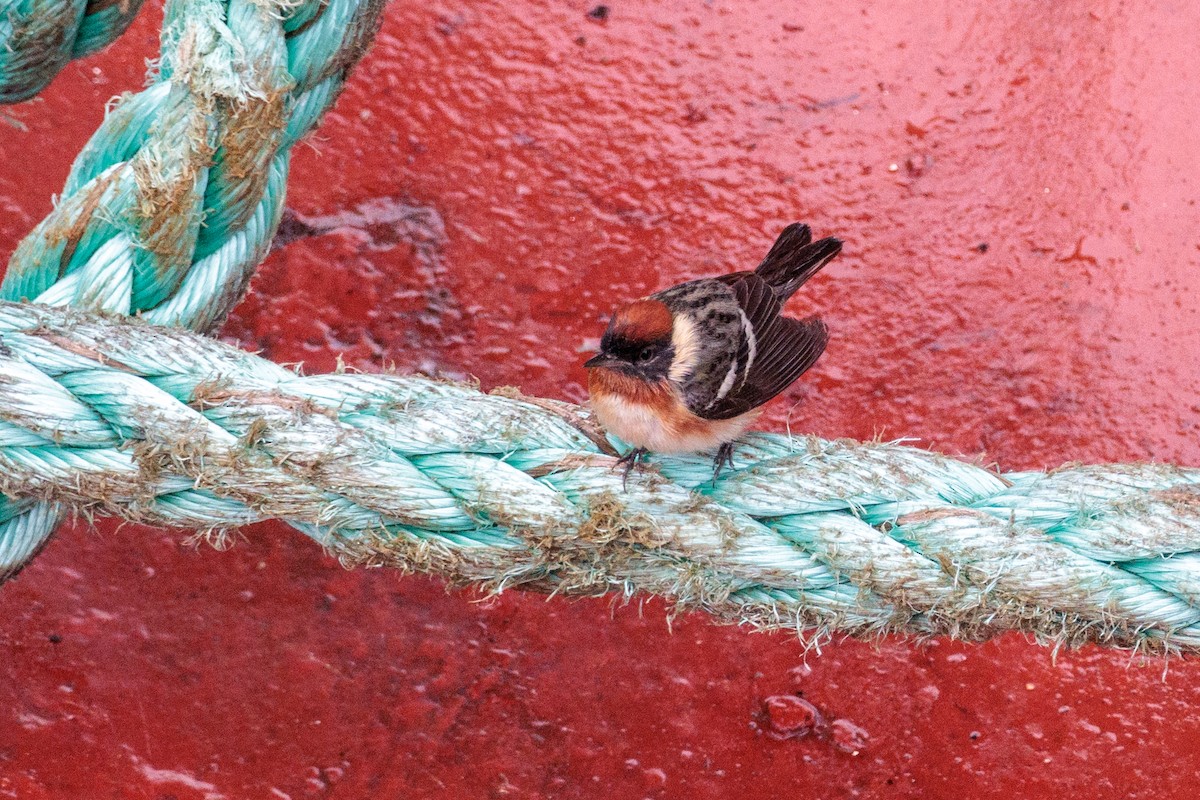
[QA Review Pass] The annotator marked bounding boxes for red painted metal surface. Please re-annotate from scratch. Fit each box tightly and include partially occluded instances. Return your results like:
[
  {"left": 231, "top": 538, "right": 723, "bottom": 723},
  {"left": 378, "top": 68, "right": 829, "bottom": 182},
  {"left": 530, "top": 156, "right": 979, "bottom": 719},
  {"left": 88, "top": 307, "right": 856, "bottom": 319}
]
[{"left": 3, "top": 2, "right": 1200, "bottom": 797}]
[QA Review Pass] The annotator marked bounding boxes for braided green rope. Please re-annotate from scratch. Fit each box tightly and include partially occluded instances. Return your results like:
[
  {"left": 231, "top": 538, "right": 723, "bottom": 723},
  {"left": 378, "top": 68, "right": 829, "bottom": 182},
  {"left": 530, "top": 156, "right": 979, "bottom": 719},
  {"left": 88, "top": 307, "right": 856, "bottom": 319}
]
[
  {"left": 3, "top": 300, "right": 1200, "bottom": 654},
  {"left": 0, "top": 0, "right": 386, "bottom": 577},
  {"left": 5, "top": 2, "right": 1198, "bottom": 660},
  {"left": 0, "top": 1, "right": 146, "bottom": 104}
]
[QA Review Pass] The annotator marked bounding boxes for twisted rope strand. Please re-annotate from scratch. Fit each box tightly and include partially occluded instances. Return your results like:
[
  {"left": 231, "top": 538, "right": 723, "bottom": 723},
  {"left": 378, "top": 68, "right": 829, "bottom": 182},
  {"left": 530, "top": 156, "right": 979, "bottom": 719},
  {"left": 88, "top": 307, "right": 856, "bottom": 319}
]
[
  {"left": 0, "top": 0, "right": 146, "bottom": 104},
  {"left": 3, "top": 300, "right": 1200, "bottom": 653},
  {"left": 4, "top": 0, "right": 386, "bottom": 325},
  {"left": 0, "top": 0, "right": 386, "bottom": 578}
]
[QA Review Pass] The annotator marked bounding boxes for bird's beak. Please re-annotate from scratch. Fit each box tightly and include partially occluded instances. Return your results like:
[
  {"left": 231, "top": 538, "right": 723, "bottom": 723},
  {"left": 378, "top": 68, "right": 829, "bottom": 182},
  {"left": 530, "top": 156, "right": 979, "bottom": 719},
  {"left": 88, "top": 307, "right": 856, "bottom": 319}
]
[{"left": 584, "top": 353, "right": 621, "bottom": 369}]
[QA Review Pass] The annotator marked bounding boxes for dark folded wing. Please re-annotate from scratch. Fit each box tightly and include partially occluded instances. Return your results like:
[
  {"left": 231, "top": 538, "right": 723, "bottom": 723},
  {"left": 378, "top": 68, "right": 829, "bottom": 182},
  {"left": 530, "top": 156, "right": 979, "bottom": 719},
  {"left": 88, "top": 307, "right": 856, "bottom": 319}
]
[
  {"left": 702, "top": 272, "right": 780, "bottom": 411},
  {"left": 700, "top": 314, "right": 829, "bottom": 421},
  {"left": 717, "top": 271, "right": 780, "bottom": 333}
]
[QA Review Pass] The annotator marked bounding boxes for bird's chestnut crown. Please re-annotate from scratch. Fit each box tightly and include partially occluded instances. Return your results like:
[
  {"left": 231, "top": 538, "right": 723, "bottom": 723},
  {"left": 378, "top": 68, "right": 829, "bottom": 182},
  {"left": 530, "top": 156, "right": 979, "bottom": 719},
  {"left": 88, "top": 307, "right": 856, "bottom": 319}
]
[{"left": 584, "top": 299, "right": 675, "bottom": 380}]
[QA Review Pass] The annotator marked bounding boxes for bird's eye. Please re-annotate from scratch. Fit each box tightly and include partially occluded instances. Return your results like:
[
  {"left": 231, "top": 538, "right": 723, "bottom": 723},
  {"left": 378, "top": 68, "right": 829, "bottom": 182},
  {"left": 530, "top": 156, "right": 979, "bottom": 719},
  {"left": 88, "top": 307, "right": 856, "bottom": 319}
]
[{"left": 637, "top": 346, "right": 655, "bottom": 362}]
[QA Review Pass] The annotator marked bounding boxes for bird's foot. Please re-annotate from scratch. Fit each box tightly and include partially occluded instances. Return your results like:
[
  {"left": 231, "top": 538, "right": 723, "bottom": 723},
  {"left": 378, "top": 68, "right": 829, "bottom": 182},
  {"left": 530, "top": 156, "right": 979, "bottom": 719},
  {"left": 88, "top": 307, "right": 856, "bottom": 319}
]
[
  {"left": 711, "top": 442, "right": 737, "bottom": 483},
  {"left": 614, "top": 447, "right": 650, "bottom": 490}
]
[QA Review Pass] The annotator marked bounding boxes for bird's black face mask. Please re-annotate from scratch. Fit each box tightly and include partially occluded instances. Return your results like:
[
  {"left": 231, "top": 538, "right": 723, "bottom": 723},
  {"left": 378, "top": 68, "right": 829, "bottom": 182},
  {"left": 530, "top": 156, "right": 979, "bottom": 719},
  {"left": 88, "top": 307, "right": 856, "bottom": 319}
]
[{"left": 585, "top": 330, "right": 675, "bottom": 381}]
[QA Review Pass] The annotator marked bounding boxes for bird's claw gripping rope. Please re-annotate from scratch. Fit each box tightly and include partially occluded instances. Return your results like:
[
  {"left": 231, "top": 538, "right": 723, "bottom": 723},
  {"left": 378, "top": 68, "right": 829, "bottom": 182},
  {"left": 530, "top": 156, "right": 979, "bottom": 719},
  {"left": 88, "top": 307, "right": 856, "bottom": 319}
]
[
  {"left": 712, "top": 442, "right": 737, "bottom": 483},
  {"left": 614, "top": 447, "right": 650, "bottom": 491}
]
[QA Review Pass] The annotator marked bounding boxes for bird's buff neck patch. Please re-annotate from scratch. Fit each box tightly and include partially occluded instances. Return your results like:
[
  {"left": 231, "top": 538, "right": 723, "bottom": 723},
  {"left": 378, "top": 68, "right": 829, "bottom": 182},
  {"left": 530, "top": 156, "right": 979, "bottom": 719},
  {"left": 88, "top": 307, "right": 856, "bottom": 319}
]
[{"left": 668, "top": 313, "right": 700, "bottom": 384}]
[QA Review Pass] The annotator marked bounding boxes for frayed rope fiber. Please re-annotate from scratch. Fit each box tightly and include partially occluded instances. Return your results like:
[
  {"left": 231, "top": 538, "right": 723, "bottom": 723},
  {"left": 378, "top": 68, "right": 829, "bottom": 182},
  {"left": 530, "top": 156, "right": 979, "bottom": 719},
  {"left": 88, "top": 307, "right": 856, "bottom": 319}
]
[
  {"left": 4, "top": 301, "right": 1200, "bottom": 654},
  {"left": 1, "top": 0, "right": 387, "bottom": 578}
]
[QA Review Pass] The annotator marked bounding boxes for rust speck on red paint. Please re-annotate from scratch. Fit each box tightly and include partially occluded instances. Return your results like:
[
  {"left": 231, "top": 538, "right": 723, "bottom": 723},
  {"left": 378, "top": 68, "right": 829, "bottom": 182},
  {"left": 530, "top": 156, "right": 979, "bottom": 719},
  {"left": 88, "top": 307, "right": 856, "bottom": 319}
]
[{"left": 4, "top": 2, "right": 1200, "bottom": 798}]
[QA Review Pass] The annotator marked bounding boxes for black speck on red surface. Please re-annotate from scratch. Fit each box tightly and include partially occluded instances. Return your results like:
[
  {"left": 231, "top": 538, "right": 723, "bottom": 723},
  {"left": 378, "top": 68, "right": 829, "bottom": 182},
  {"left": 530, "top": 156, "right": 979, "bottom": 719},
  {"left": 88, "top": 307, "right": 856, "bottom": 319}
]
[{"left": 3, "top": 2, "right": 1200, "bottom": 797}]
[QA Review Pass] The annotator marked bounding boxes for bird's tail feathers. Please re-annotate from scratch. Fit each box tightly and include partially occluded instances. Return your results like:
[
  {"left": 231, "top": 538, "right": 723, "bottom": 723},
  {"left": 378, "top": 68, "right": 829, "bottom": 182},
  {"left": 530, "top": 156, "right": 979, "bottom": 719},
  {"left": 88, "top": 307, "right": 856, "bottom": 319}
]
[{"left": 755, "top": 223, "right": 842, "bottom": 300}]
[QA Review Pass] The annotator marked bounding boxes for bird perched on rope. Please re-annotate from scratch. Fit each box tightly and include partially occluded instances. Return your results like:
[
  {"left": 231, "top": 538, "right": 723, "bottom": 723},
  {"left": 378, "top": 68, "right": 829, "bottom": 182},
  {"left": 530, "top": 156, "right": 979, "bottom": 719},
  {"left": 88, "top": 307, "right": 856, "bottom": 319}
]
[{"left": 584, "top": 223, "right": 840, "bottom": 480}]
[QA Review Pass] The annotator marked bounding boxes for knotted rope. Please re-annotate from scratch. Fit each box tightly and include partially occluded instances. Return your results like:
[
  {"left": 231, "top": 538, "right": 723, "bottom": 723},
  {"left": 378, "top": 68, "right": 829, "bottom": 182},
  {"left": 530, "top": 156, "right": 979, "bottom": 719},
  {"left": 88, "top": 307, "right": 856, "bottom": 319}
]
[
  {"left": 3, "top": 300, "right": 1200, "bottom": 654},
  {"left": 1, "top": 1, "right": 146, "bottom": 104},
  {"left": 0, "top": 0, "right": 386, "bottom": 576}
]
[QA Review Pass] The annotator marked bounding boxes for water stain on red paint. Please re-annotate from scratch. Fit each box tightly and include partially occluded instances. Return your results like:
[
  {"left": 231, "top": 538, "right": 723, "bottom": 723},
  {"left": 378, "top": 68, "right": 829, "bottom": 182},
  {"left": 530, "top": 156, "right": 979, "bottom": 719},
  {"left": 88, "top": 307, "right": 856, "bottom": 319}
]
[
  {"left": 760, "top": 694, "right": 825, "bottom": 740},
  {"left": 3, "top": 1, "right": 1200, "bottom": 798}
]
